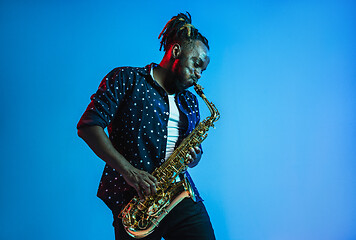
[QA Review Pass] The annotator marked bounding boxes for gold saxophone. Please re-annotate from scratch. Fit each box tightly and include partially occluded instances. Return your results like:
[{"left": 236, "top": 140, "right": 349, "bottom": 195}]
[{"left": 119, "top": 83, "right": 220, "bottom": 238}]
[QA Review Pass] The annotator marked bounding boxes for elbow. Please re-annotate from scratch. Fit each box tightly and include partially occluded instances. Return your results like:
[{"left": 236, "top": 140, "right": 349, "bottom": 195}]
[{"left": 77, "top": 125, "right": 103, "bottom": 140}]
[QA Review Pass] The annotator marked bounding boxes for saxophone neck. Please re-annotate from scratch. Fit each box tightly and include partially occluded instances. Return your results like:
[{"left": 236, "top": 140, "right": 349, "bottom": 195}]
[
  {"left": 194, "top": 83, "right": 220, "bottom": 123},
  {"left": 193, "top": 83, "right": 205, "bottom": 98}
]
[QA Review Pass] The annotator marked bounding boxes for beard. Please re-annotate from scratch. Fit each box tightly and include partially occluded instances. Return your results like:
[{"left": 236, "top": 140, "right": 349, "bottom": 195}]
[{"left": 174, "top": 67, "right": 197, "bottom": 90}]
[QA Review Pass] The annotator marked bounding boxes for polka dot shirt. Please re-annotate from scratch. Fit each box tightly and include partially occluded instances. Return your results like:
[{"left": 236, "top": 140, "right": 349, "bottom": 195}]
[{"left": 77, "top": 63, "right": 203, "bottom": 213}]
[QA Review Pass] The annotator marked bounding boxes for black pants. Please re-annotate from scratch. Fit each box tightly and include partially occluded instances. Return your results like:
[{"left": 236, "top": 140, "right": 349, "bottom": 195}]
[{"left": 113, "top": 198, "right": 216, "bottom": 240}]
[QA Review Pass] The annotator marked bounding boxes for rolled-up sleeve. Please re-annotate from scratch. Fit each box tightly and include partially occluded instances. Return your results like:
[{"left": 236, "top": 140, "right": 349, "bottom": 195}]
[{"left": 77, "top": 68, "right": 129, "bottom": 129}]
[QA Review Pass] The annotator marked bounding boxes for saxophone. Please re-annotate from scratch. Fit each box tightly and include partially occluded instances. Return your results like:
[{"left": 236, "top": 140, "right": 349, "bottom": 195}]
[{"left": 119, "top": 83, "right": 220, "bottom": 238}]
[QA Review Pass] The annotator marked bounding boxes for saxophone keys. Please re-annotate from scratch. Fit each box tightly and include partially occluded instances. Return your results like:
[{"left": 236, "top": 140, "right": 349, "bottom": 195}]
[
  {"left": 138, "top": 218, "right": 149, "bottom": 229},
  {"left": 147, "top": 203, "right": 158, "bottom": 216},
  {"left": 158, "top": 198, "right": 165, "bottom": 205},
  {"left": 138, "top": 200, "right": 147, "bottom": 210}
]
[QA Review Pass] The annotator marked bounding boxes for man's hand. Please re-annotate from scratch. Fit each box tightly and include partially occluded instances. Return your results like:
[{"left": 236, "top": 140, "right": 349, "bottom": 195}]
[
  {"left": 78, "top": 126, "right": 159, "bottom": 200},
  {"left": 77, "top": 125, "right": 201, "bottom": 199},
  {"left": 188, "top": 146, "right": 202, "bottom": 167},
  {"left": 121, "top": 166, "right": 159, "bottom": 200}
]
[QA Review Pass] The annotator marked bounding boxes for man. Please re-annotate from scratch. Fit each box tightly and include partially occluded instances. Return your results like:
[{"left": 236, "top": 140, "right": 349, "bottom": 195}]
[{"left": 77, "top": 12, "right": 215, "bottom": 240}]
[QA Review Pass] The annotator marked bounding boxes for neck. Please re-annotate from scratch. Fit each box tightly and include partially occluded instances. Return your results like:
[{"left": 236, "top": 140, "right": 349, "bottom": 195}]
[{"left": 154, "top": 58, "right": 179, "bottom": 95}]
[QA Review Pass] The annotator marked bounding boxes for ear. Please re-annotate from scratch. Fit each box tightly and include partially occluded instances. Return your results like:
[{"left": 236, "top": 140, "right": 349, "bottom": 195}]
[{"left": 171, "top": 43, "right": 181, "bottom": 59}]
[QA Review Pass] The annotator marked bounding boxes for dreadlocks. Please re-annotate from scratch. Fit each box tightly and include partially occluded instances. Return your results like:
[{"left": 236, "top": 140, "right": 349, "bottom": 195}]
[{"left": 158, "top": 12, "right": 209, "bottom": 52}]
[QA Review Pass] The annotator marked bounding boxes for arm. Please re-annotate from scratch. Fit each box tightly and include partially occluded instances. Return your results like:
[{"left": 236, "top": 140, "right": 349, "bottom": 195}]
[{"left": 77, "top": 125, "right": 158, "bottom": 200}]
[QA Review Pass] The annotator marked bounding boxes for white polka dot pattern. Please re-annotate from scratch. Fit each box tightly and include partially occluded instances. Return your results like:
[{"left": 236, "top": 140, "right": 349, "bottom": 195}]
[{"left": 77, "top": 63, "right": 202, "bottom": 212}]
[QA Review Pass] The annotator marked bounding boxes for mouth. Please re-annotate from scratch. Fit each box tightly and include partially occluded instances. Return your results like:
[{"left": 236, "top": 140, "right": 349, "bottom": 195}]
[{"left": 182, "top": 77, "right": 198, "bottom": 89}]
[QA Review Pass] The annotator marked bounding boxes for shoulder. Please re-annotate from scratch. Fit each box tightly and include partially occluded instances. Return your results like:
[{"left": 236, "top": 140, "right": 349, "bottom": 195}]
[
  {"left": 106, "top": 65, "right": 149, "bottom": 80},
  {"left": 101, "top": 65, "right": 150, "bottom": 88}
]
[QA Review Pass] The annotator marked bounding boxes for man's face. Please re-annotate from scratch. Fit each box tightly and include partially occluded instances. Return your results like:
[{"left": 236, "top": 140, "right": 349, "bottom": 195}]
[{"left": 173, "top": 40, "right": 210, "bottom": 91}]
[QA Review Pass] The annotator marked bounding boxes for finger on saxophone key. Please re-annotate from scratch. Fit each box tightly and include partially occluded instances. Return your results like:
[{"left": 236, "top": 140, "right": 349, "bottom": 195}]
[
  {"left": 190, "top": 147, "right": 201, "bottom": 160},
  {"left": 194, "top": 146, "right": 201, "bottom": 154},
  {"left": 142, "top": 179, "right": 157, "bottom": 197}
]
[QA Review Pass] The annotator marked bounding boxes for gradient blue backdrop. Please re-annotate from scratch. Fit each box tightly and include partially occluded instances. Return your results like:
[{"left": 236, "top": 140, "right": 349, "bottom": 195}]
[{"left": 1, "top": 0, "right": 355, "bottom": 239}]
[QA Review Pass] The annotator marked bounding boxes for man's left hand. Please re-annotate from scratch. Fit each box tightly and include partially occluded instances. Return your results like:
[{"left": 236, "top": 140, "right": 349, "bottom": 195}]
[{"left": 188, "top": 146, "right": 202, "bottom": 167}]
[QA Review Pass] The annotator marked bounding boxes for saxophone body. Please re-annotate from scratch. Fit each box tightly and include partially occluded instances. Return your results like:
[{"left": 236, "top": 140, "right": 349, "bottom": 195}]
[{"left": 119, "top": 83, "right": 220, "bottom": 238}]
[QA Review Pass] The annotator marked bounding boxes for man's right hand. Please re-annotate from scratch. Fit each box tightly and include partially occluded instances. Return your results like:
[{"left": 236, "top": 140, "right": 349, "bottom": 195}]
[
  {"left": 121, "top": 166, "right": 159, "bottom": 200},
  {"left": 77, "top": 126, "right": 158, "bottom": 200}
]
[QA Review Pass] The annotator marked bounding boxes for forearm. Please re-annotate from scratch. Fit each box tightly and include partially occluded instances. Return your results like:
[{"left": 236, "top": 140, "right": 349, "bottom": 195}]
[
  {"left": 78, "top": 125, "right": 158, "bottom": 199},
  {"left": 77, "top": 125, "right": 131, "bottom": 175}
]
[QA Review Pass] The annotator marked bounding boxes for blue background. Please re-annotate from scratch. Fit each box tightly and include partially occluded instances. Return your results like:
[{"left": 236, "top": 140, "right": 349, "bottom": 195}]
[{"left": 1, "top": 0, "right": 355, "bottom": 239}]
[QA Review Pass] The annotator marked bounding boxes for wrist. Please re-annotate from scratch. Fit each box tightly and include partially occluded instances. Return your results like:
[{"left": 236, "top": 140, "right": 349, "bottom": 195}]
[{"left": 118, "top": 161, "right": 135, "bottom": 176}]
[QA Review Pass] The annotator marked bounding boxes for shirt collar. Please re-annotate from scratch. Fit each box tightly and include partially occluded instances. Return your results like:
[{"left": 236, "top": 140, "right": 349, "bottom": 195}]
[{"left": 137, "top": 62, "right": 158, "bottom": 76}]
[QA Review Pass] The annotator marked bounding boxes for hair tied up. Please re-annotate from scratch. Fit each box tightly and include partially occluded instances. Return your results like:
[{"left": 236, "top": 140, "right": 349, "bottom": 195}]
[{"left": 158, "top": 12, "right": 209, "bottom": 51}]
